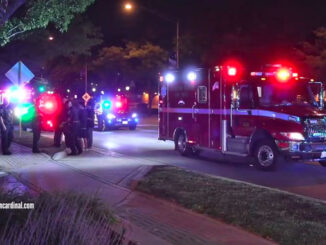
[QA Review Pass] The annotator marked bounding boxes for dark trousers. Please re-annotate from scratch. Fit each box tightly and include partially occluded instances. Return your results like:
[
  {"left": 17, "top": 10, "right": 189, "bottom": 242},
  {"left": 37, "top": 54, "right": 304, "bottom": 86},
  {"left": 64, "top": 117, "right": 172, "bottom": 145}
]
[
  {"left": 65, "top": 125, "right": 82, "bottom": 155},
  {"left": 32, "top": 126, "right": 41, "bottom": 151},
  {"left": 54, "top": 127, "right": 63, "bottom": 147},
  {"left": 87, "top": 128, "right": 93, "bottom": 148},
  {"left": 1, "top": 126, "right": 13, "bottom": 154}
]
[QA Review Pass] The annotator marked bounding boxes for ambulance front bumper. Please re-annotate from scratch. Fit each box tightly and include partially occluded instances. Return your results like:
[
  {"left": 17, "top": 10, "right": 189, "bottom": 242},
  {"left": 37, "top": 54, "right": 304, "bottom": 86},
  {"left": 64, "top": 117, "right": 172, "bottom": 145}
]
[{"left": 279, "top": 141, "right": 326, "bottom": 160}]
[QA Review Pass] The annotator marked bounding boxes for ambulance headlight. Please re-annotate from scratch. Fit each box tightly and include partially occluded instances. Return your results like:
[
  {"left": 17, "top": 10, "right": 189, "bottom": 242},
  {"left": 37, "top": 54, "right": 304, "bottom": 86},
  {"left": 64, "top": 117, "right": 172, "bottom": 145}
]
[
  {"left": 132, "top": 113, "right": 138, "bottom": 118},
  {"left": 280, "top": 132, "right": 305, "bottom": 141},
  {"left": 107, "top": 113, "right": 116, "bottom": 120},
  {"left": 187, "top": 71, "right": 197, "bottom": 81},
  {"left": 165, "top": 73, "right": 175, "bottom": 83}
]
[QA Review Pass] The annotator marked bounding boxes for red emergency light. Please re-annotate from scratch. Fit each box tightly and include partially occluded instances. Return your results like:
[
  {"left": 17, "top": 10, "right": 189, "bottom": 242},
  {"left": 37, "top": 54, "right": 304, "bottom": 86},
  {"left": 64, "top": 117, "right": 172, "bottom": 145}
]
[
  {"left": 222, "top": 60, "right": 243, "bottom": 81},
  {"left": 276, "top": 68, "right": 291, "bottom": 82},
  {"left": 41, "top": 118, "right": 55, "bottom": 131},
  {"left": 227, "top": 67, "right": 237, "bottom": 76},
  {"left": 36, "top": 93, "right": 61, "bottom": 116}
]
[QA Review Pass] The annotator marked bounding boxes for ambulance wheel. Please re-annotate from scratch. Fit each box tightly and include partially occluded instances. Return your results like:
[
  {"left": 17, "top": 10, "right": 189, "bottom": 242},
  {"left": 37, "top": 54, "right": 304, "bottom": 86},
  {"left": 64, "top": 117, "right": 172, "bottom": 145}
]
[
  {"left": 176, "top": 132, "right": 191, "bottom": 156},
  {"left": 319, "top": 160, "right": 326, "bottom": 167},
  {"left": 253, "top": 140, "right": 278, "bottom": 171}
]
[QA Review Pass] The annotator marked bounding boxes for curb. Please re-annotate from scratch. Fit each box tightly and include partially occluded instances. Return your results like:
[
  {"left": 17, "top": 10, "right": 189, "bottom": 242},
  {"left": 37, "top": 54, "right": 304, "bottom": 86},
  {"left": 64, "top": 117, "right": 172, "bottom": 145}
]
[{"left": 52, "top": 150, "right": 68, "bottom": 160}]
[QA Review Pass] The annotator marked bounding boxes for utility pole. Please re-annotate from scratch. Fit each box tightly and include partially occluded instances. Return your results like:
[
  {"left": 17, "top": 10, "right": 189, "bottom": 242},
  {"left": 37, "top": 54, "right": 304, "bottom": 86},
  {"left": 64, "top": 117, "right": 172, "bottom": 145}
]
[
  {"left": 176, "top": 20, "right": 180, "bottom": 69},
  {"left": 85, "top": 63, "right": 88, "bottom": 93}
]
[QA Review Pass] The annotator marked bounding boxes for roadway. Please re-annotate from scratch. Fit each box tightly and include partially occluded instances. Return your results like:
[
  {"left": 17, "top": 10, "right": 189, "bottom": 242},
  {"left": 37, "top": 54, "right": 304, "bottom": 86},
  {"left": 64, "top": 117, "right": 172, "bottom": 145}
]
[{"left": 91, "top": 116, "right": 326, "bottom": 201}]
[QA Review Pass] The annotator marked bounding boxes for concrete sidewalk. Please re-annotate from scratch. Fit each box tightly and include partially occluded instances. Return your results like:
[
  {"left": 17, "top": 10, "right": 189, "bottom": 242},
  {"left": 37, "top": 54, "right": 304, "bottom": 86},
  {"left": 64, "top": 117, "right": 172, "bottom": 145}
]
[{"left": 0, "top": 143, "right": 275, "bottom": 245}]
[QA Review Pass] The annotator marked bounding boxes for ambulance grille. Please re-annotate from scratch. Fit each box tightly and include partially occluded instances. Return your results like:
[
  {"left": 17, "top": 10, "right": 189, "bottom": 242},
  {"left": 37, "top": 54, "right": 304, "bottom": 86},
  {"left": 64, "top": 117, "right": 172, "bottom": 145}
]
[{"left": 304, "top": 118, "right": 326, "bottom": 141}]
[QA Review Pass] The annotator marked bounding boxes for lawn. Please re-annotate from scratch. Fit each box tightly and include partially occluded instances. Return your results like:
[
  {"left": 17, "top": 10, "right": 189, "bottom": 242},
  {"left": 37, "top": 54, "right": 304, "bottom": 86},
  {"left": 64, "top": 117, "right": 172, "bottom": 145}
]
[
  {"left": 137, "top": 165, "right": 326, "bottom": 245},
  {"left": 0, "top": 191, "right": 127, "bottom": 244}
]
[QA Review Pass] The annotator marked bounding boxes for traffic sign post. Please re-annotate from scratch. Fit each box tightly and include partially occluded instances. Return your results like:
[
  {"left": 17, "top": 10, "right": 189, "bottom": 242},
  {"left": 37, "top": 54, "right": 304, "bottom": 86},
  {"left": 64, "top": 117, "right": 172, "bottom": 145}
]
[
  {"left": 5, "top": 61, "right": 35, "bottom": 137},
  {"left": 82, "top": 93, "right": 91, "bottom": 105}
]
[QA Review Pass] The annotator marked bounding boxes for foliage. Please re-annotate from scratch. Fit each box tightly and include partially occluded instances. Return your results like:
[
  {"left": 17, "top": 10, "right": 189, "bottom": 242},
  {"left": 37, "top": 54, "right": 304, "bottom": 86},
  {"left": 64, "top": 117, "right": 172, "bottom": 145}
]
[
  {"left": 138, "top": 165, "right": 326, "bottom": 245},
  {"left": 0, "top": 17, "right": 103, "bottom": 90},
  {"left": 0, "top": 191, "right": 126, "bottom": 244},
  {"left": 296, "top": 27, "right": 326, "bottom": 80},
  {"left": 0, "top": 0, "right": 95, "bottom": 46},
  {"left": 94, "top": 41, "right": 168, "bottom": 91}
]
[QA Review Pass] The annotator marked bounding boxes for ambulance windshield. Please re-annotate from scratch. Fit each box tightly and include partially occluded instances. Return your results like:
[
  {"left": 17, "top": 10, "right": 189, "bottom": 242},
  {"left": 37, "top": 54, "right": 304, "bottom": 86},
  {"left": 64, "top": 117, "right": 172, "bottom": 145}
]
[{"left": 257, "top": 82, "right": 318, "bottom": 107}]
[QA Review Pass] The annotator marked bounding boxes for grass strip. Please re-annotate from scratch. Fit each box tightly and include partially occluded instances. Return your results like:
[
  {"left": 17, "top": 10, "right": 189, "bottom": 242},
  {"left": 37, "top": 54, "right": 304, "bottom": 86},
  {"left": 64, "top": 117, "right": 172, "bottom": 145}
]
[
  {"left": 137, "top": 165, "right": 326, "bottom": 245},
  {"left": 0, "top": 191, "right": 126, "bottom": 244}
]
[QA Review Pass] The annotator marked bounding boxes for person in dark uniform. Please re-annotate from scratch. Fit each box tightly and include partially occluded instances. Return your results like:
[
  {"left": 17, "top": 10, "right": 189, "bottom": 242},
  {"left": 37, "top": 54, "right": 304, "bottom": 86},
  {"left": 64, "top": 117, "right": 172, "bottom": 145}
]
[
  {"left": 78, "top": 101, "right": 88, "bottom": 150},
  {"left": 0, "top": 99, "right": 14, "bottom": 155},
  {"left": 32, "top": 101, "right": 42, "bottom": 153},
  {"left": 63, "top": 100, "right": 82, "bottom": 155},
  {"left": 86, "top": 100, "right": 95, "bottom": 149},
  {"left": 54, "top": 97, "right": 66, "bottom": 147}
]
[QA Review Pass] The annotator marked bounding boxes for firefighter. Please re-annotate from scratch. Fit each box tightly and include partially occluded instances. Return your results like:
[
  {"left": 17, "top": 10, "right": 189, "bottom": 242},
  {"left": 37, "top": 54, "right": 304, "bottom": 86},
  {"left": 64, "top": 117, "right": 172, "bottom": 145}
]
[
  {"left": 86, "top": 100, "right": 95, "bottom": 148},
  {"left": 0, "top": 98, "right": 14, "bottom": 155}
]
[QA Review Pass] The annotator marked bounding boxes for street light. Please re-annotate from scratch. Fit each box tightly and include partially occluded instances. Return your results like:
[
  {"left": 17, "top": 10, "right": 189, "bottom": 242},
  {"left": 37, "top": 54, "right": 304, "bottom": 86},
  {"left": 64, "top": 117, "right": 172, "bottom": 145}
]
[
  {"left": 123, "top": 2, "right": 180, "bottom": 68},
  {"left": 48, "top": 36, "right": 54, "bottom": 41},
  {"left": 124, "top": 2, "right": 133, "bottom": 11}
]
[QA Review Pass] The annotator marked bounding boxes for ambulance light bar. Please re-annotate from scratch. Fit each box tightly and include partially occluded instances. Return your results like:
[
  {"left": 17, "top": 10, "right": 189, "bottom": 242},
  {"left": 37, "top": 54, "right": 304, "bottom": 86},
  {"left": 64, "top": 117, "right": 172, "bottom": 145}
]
[
  {"left": 165, "top": 73, "right": 175, "bottom": 83},
  {"left": 187, "top": 71, "right": 197, "bottom": 82}
]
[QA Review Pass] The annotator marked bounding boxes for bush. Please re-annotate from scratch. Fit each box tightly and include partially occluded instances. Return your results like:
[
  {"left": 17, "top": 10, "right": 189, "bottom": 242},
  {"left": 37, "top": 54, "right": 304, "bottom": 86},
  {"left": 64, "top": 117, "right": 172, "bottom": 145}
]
[{"left": 0, "top": 191, "right": 126, "bottom": 245}]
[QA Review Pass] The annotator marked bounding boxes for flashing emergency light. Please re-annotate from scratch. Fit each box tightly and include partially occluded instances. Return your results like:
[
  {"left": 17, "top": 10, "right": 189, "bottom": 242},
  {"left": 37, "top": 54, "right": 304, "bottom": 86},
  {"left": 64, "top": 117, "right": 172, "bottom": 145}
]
[
  {"left": 165, "top": 73, "right": 175, "bottom": 83},
  {"left": 14, "top": 103, "right": 36, "bottom": 122},
  {"left": 132, "top": 113, "right": 138, "bottom": 118},
  {"left": 227, "top": 67, "right": 237, "bottom": 76},
  {"left": 5, "top": 86, "right": 31, "bottom": 103},
  {"left": 107, "top": 113, "right": 116, "bottom": 120},
  {"left": 39, "top": 86, "right": 46, "bottom": 93},
  {"left": 102, "top": 100, "right": 112, "bottom": 109},
  {"left": 276, "top": 68, "right": 291, "bottom": 82},
  {"left": 42, "top": 119, "right": 55, "bottom": 131},
  {"left": 187, "top": 71, "right": 197, "bottom": 81},
  {"left": 37, "top": 93, "right": 61, "bottom": 116},
  {"left": 115, "top": 101, "right": 122, "bottom": 108}
]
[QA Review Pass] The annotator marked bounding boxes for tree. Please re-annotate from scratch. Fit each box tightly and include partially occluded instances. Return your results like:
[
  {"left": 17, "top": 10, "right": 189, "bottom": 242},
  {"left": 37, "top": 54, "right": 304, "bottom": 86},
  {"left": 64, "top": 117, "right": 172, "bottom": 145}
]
[
  {"left": 0, "top": 17, "right": 103, "bottom": 90},
  {"left": 296, "top": 27, "right": 326, "bottom": 80},
  {"left": 0, "top": 0, "right": 95, "bottom": 46},
  {"left": 94, "top": 41, "right": 168, "bottom": 92}
]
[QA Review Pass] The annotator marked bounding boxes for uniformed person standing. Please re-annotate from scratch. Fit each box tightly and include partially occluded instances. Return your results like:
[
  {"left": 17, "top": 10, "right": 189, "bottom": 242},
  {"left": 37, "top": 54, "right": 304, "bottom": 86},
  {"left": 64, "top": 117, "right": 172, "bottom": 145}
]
[
  {"left": 86, "top": 100, "right": 95, "bottom": 149},
  {"left": 63, "top": 100, "right": 82, "bottom": 155},
  {"left": 0, "top": 99, "right": 14, "bottom": 155},
  {"left": 54, "top": 97, "right": 65, "bottom": 147},
  {"left": 32, "top": 103, "right": 42, "bottom": 153}
]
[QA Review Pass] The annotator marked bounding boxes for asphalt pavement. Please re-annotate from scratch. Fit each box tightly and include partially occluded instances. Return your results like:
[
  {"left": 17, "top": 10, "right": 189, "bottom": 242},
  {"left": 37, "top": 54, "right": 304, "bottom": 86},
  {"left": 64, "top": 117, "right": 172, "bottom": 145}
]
[{"left": 87, "top": 116, "right": 326, "bottom": 201}]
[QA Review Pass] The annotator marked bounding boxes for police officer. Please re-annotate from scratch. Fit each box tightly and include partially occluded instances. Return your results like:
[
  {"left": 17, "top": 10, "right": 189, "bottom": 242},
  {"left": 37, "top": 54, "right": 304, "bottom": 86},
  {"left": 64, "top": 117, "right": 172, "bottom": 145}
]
[
  {"left": 78, "top": 101, "right": 88, "bottom": 150},
  {"left": 54, "top": 97, "right": 66, "bottom": 147},
  {"left": 32, "top": 102, "right": 42, "bottom": 153},
  {"left": 86, "top": 100, "right": 95, "bottom": 148},
  {"left": 63, "top": 100, "right": 82, "bottom": 155},
  {"left": 0, "top": 98, "right": 14, "bottom": 155}
]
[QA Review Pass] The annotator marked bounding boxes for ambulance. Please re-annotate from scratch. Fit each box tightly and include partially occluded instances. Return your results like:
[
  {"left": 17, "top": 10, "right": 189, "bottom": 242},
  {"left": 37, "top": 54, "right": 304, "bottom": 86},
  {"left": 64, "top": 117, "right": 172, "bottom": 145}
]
[{"left": 158, "top": 64, "right": 326, "bottom": 170}]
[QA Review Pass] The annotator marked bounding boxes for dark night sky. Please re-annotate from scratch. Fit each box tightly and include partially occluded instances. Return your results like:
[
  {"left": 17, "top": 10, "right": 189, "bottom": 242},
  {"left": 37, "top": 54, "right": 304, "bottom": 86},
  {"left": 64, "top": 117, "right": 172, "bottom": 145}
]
[
  {"left": 84, "top": 0, "right": 326, "bottom": 68},
  {"left": 87, "top": 0, "right": 326, "bottom": 44}
]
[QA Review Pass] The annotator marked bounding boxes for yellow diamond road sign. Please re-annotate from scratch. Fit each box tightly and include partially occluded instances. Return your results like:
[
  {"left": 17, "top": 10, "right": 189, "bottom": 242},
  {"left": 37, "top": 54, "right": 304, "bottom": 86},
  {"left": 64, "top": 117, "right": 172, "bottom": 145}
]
[{"left": 82, "top": 93, "right": 91, "bottom": 103}]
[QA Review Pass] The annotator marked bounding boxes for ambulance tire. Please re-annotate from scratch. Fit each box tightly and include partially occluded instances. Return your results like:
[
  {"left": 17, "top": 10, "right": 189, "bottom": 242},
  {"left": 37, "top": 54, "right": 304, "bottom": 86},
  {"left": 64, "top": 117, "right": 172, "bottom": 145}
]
[
  {"left": 176, "top": 132, "right": 192, "bottom": 156},
  {"left": 253, "top": 140, "right": 278, "bottom": 171},
  {"left": 319, "top": 160, "right": 326, "bottom": 167}
]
